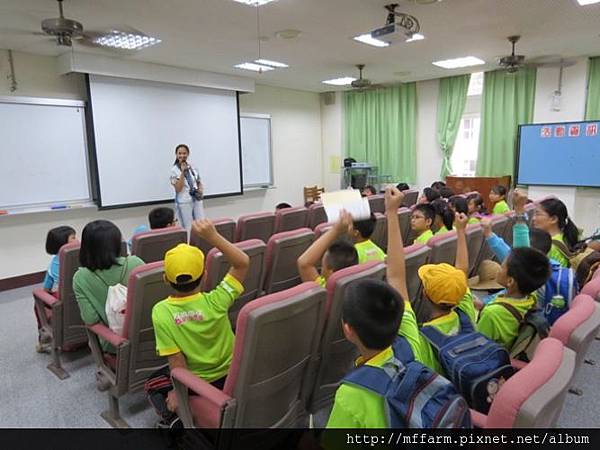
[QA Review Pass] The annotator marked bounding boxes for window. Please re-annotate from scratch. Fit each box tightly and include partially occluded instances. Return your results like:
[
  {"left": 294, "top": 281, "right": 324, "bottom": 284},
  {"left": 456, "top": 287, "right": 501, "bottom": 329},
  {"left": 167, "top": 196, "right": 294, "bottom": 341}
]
[
  {"left": 450, "top": 72, "right": 483, "bottom": 176},
  {"left": 451, "top": 114, "right": 480, "bottom": 177}
]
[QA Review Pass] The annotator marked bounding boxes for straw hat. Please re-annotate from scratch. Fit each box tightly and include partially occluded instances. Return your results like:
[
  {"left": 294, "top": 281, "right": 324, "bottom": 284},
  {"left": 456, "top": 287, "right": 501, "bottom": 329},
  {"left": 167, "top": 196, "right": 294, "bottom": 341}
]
[{"left": 468, "top": 260, "right": 504, "bottom": 291}]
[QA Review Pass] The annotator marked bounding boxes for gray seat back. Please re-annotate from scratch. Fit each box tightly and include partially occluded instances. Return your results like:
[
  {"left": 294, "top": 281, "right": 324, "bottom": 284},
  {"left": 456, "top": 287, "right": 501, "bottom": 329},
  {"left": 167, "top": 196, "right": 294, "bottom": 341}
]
[
  {"left": 189, "top": 218, "right": 236, "bottom": 256},
  {"left": 404, "top": 244, "right": 431, "bottom": 322},
  {"left": 235, "top": 212, "right": 275, "bottom": 243},
  {"left": 131, "top": 227, "right": 187, "bottom": 263},
  {"left": 57, "top": 243, "right": 87, "bottom": 348},
  {"left": 371, "top": 213, "right": 387, "bottom": 251},
  {"left": 274, "top": 206, "right": 309, "bottom": 233},
  {"left": 308, "top": 204, "right": 327, "bottom": 229},
  {"left": 427, "top": 231, "right": 458, "bottom": 265},
  {"left": 368, "top": 194, "right": 385, "bottom": 214}
]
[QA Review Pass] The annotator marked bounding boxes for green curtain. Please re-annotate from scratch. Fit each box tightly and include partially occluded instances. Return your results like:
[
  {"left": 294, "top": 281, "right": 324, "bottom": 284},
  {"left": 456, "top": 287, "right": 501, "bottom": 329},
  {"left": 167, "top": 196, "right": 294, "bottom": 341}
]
[
  {"left": 585, "top": 56, "right": 600, "bottom": 120},
  {"left": 476, "top": 68, "right": 536, "bottom": 177},
  {"left": 436, "top": 74, "right": 470, "bottom": 178},
  {"left": 344, "top": 84, "right": 417, "bottom": 183}
]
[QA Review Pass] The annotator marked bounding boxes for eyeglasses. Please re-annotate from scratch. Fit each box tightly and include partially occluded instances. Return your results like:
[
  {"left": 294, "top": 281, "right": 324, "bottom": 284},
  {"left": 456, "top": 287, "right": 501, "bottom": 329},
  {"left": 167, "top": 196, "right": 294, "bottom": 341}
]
[{"left": 411, "top": 214, "right": 426, "bottom": 220}]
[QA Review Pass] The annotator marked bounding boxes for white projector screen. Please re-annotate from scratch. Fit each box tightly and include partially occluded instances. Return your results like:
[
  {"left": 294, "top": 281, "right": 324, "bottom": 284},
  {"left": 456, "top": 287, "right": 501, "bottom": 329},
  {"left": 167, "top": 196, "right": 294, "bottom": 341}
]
[{"left": 88, "top": 75, "right": 242, "bottom": 208}]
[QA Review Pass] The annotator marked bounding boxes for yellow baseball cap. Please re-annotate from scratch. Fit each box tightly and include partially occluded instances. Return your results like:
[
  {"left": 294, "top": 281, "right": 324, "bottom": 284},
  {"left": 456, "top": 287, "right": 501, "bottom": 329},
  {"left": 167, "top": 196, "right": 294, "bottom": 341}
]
[
  {"left": 164, "top": 244, "right": 205, "bottom": 284},
  {"left": 418, "top": 263, "right": 467, "bottom": 306}
]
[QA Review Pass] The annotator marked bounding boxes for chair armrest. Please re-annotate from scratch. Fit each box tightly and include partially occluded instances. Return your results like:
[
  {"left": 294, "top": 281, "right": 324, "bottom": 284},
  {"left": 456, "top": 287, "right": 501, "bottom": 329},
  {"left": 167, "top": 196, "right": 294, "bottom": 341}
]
[
  {"left": 87, "top": 323, "right": 127, "bottom": 347},
  {"left": 510, "top": 358, "right": 528, "bottom": 371},
  {"left": 470, "top": 409, "right": 488, "bottom": 428},
  {"left": 171, "top": 368, "right": 231, "bottom": 407},
  {"left": 33, "top": 288, "right": 59, "bottom": 307}
]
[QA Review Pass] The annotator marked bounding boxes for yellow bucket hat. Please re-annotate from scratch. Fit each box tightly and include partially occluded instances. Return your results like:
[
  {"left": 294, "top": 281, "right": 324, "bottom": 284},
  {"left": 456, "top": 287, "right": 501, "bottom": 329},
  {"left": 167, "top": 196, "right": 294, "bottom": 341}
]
[{"left": 418, "top": 263, "right": 467, "bottom": 306}]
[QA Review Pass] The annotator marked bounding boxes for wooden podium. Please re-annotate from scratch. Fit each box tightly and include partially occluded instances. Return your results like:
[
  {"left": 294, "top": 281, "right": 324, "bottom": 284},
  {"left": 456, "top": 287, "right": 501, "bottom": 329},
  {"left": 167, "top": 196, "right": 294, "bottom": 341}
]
[{"left": 445, "top": 175, "right": 511, "bottom": 212}]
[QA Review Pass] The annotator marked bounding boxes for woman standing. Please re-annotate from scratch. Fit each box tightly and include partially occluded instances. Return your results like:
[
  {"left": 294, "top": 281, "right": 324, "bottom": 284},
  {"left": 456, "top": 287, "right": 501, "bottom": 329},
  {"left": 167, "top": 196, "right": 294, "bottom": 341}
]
[{"left": 170, "top": 144, "right": 205, "bottom": 230}]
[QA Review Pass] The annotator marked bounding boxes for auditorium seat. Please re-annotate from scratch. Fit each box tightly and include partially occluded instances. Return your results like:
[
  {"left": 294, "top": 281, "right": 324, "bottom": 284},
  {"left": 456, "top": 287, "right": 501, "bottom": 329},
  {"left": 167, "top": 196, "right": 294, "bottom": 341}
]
[
  {"left": 130, "top": 227, "right": 187, "bottom": 263},
  {"left": 397, "top": 207, "right": 412, "bottom": 244},
  {"left": 189, "top": 218, "right": 235, "bottom": 256},
  {"left": 465, "top": 224, "right": 484, "bottom": 277},
  {"left": 367, "top": 194, "right": 385, "bottom": 214},
  {"left": 401, "top": 189, "right": 418, "bottom": 208},
  {"left": 172, "top": 282, "right": 326, "bottom": 442},
  {"left": 85, "top": 262, "right": 173, "bottom": 428},
  {"left": 426, "top": 231, "right": 458, "bottom": 265},
  {"left": 202, "top": 239, "right": 266, "bottom": 327},
  {"left": 235, "top": 212, "right": 275, "bottom": 243},
  {"left": 314, "top": 222, "right": 334, "bottom": 239},
  {"left": 370, "top": 213, "right": 387, "bottom": 251},
  {"left": 307, "top": 261, "right": 386, "bottom": 415},
  {"left": 472, "top": 215, "right": 510, "bottom": 270},
  {"left": 32, "top": 242, "right": 87, "bottom": 379},
  {"left": 274, "top": 206, "right": 309, "bottom": 233},
  {"left": 471, "top": 338, "right": 575, "bottom": 428},
  {"left": 580, "top": 276, "right": 600, "bottom": 302},
  {"left": 263, "top": 228, "right": 315, "bottom": 294},
  {"left": 307, "top": 203, "right": 328, "bottom": 229},
  {"left": 550, "top": 295, "right": 600, "bottom": 370},
  {"left": 404, "top": 244, "right": 432, "bottom": 323}
]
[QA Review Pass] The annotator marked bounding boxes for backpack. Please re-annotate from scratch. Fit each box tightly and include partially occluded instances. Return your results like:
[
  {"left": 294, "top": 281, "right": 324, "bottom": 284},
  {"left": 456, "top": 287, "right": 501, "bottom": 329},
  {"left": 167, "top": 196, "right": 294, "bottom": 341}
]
[
  {"left": 498, "top": 303, "right": 549, "bottom": 361},
  {"left": 536, "top": 262, "right": 578, "bottom": 325},
  {"left": 553, "top": 240, "right": 600, "bottom": 288},
  {"left": 421, "top": 309, "right": 514, "bottom": 414},
  {"left": 342, "top": 337, "right": 471, "bottom": 428},
  {"left": 95, "top": 261, "right": 129, "bottom": 335}
]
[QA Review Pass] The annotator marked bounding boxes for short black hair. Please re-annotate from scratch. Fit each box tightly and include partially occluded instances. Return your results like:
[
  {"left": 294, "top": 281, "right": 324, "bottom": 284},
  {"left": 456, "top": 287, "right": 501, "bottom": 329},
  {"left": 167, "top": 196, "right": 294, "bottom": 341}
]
[
  {"left": 275, "top": 202, "right": 292, "bottom": 210},
  {"left": 466, "top": 193, "right": 486, "bottom": 214},
  {"left": 439, "top": 186, "right": 455, "bottom": 199},
  {"left": 170, "top": 274, "right": 202, "bottom": 293},
  {"left": 506, "top": 247, "right": 551, "bottom": 295},
  {"left": 342, "top": 279, "right": 404, "bottom": 350},
  {"left": 431, "top": 181, "right": 446, "bottom": 191},
  {"left": 362, "top": 185, "right": 377, "bottom": 196},
  {"left": 149, "top": 207, "right": 175, "bottom": 229},
  {"left": 325, "top": 239, "right": 359, "bottom": 272},
  {"left": 396, "top": 183, "right": 410, "bottom": 192},
  {"left": 422, "top": 187, "right": 441, "bottom": 203},
  {"left": 529, "top": 228, "right": 552, "bottom": 255},
  {"left": 353, "top": 213, "right": 377, "bottom": 239},
  {"left": 79, "top": 220, "right": 123, "bottom": 271},
  {"left": 45, "top": 226, "right": 76, "bottom": 255},
  {"left": 413, "top": 204, "right": 436, "bottom": 224},
  {"left": 449, "top": 196, "right": 469, "bottom": 215},
  {"left": 491, "top": 185, "right": 507, "bottom": 198}
]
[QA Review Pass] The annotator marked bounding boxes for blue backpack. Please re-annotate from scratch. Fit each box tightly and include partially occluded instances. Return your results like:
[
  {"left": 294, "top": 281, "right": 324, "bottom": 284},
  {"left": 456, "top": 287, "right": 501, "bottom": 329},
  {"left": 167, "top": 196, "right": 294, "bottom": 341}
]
[
  {"left": 537, "top": 262, "right": 578, "bottom": 325},
  {"left": 342, "top": 337, "right": 471, "bottom": 428},
  {"left": 421, "top": 309, "right": 514, "bottom": 414}
]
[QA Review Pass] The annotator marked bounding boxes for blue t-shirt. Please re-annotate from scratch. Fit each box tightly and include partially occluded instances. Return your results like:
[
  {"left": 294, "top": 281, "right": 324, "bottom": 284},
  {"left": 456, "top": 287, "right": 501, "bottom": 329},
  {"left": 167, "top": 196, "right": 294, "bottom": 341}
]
[{"left": 43, "top": 255, "right": 60, "bottom": 291}]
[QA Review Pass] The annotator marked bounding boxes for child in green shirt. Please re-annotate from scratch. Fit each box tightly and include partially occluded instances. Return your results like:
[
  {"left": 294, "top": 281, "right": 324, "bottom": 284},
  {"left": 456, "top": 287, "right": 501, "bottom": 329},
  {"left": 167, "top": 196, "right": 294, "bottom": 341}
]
[
  {"left": 490, "top": 185, "right": 511, "bottom": 215},
  {"left": 411, "top": 204, "right": 435, "bottom": 244},
  {"left": 350, "top": 213, "right": 386, "bottom": 263}
]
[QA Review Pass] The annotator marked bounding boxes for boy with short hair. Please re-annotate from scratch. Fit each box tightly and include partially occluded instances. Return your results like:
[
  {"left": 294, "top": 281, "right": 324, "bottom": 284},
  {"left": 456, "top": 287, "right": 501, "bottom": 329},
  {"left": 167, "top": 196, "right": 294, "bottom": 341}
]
[
  {"left": 361, "top": 185, "right": 377, "bottom": 197},
  {"left": 351, "top": 213, "right": 386, "bottom": 263},
  {"left": 148, "top": 220, "right": 249, "bottom": 427},
  {"left": 149, "top": 207, "right": 176, "bottom": 229},
  {"left": 297, "top": 211, "right": 358, "bottom": 287},
  {"left": 411, "top": 204, "right": 435, "bottom": 244}
]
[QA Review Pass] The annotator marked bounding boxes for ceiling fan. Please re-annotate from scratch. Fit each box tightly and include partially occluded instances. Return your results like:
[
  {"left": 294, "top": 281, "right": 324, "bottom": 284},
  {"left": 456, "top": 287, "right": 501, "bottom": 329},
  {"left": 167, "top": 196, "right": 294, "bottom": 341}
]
[
  {"left": 498, "top": 35, "right": 527, "bottom": 73},
  {"left": 351, "top": 64, "right": 384, "bottom": 90}
]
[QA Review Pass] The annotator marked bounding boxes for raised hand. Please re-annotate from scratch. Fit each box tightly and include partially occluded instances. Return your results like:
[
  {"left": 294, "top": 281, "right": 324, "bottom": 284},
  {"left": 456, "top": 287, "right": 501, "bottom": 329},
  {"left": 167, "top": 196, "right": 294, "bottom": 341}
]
[{"left": 385, "top": 186, "right": 405, "bottom": 213}]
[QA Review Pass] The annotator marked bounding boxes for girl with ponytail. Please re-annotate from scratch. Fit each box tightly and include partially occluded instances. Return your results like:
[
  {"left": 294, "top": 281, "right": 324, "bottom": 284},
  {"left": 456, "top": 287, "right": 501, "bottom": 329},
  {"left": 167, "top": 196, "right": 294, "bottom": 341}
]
[
  {"left": 431, "top": 199, "right": 454, "bottom": 235},
  {"left": 533, "top": 198, "right": 580, "bottom": 267}
]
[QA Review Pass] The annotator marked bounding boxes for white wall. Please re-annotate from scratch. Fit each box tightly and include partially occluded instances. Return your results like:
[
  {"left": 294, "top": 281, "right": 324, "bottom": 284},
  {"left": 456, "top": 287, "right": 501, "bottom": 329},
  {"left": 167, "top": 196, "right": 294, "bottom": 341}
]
[
  {"left": 529, "top": 57, "right": 599, "bottom": 235},
  {"left": 320, "top": 92, "right": 343, "bottom": 192},
  {"left": 0, "top": 51, "right": 322, "bottom": 279}
]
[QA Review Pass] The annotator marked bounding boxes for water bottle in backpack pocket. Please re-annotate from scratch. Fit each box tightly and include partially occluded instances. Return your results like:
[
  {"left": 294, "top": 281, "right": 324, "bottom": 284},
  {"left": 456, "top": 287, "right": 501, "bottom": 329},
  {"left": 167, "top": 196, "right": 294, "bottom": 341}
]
[
  {"left": 342, "top": 337, "right": 472, "bottom": 428},
  {"left": 536, "top": 263, "right": 577, "bottom": 325},
  {"left": 420, "top": 309, "right": 514, "bottom": 414}
]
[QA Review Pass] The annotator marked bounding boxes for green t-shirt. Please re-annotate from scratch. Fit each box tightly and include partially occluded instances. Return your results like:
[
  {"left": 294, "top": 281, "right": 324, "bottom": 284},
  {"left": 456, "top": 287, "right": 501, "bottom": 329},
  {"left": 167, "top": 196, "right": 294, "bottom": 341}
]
[
  {"left": 492, "top": 200, "right": 510, "bottom": 215},
  {"left": 315, "top": 275, "right": 326, "bottom": 288},
  {"left": 477, "top": 294, "right": 536, "bottom": 350},
  {"left": 326, "top": 347, "right": 392, "bottom": 428},
  {"left": 152, "top": 274, "right": 244, "bottom": 382},
  {"left": 549, "top": 233, "right": 570, "bottom": 268},
  {"left": 355, "top": 239, "right": 386, "bottom": 264},
  {"left": 467, "top": 216, "right": 480, "bottom": 225},
  {"left": 414, "top": 229, "right": 434, "bottom": 245},
  {"left": 73, "top": 256, "right": 145, "bottom": 351},
  {"left": 416, "top": 290, "right": 477, "bottom": 374},
  {"left": 435, "top": 226, "right": 450, "bottom": 236}
]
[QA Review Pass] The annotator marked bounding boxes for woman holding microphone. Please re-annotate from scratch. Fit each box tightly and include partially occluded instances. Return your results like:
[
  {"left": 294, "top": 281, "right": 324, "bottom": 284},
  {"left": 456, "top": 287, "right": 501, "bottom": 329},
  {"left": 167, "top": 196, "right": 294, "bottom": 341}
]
[{"left": 170, "top": 144, "right": 205, "bottom": 230}]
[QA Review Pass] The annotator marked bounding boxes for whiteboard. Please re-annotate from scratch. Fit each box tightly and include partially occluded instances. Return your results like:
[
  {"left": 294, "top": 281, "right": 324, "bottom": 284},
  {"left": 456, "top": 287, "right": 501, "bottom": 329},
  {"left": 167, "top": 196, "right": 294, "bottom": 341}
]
[
  {"left": 0, "top": 97, "right": 90, "bottom": 209},
  {"left": 88, "top": 75, "right": 242, "bottom": 208},
  {"left": 241, "top": 115, "right": 273, "bottom": 187}
]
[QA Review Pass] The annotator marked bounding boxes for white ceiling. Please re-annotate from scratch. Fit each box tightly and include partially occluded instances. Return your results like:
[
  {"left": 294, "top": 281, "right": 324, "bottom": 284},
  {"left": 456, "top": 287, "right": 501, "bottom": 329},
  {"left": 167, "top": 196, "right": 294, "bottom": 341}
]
[{"left": 1, "top": 0, "right": 600, "bottom": 92}]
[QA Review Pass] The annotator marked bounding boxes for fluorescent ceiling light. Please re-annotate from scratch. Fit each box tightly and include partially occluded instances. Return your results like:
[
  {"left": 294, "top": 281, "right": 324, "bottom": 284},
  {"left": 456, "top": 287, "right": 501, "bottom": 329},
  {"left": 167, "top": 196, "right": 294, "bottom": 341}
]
[
  {"left": 322, "top": 77, "right": 356, "bottom": 86},
  {"left": 577, "top": 0, "right": 600, "bottom": 5},
  {"left": 255, "top": 58, "right": 288, "bottom": 68},
  {"left": 93, "top": 31, "right": 161, "bottom": 50},
  {"left": 233, "top": 0, "right": 277, "bottom": 6},
  {"left": 235, "top": 62, "right": 274, "bottom": 72},
  {"left": 432, "top": 56, "right": 485, "bottom": 69},
  {"left": 406, "top": 33, "right": 425, "bottom": 43},
  {"left": 353, "top": 33, "right": 390, "bottom": 48}
]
